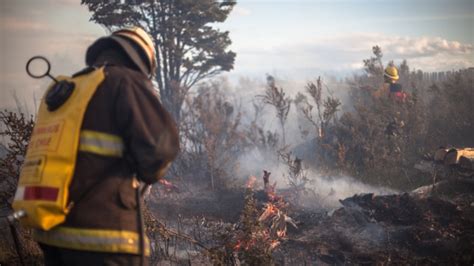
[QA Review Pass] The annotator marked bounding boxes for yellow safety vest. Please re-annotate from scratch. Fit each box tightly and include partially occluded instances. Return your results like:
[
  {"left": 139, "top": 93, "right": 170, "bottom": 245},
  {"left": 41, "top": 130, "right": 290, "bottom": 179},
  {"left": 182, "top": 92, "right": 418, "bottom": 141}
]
[
  {"left": 13, "top": 68, "right": 105, "bottom": 230},
  {"left": 13, "top": 67, "right": 150, "bottom": 255}
]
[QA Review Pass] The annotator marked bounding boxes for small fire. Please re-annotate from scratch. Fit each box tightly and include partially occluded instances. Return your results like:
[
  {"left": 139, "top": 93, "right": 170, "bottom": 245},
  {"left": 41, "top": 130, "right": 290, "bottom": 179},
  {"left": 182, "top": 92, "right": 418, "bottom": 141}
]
[
  {"left": 266, "top": 184, "right": 282, "bottom": 202},
  {"left": 234, "top": 240, "right": 242, "bottom": 251},
  {"left": 233, "top": 238, "right": 258, "bottom": 251},
  {"left": 159, "top": 178, "right": 179, "bottom": 193},
  {"left": 233, "top": 172, "right": 296, "bottom": 254},
  {"left": 246, "top": 175, "right": 257, "bottom": 189},
  {"left": 276, "top": 229, "right": 286, "bottom": 238},
  {"left": 160, "top": 178, "right": 172, "bottom": 186},
  {"left": 270, "top": 240, "right": 280, "bottom": 249},
  {"left": 259, "top": 203, "right": 279, "bottom": 222},
  {"left": 262, "top": 170, "right": 282, "bottom": 202}
]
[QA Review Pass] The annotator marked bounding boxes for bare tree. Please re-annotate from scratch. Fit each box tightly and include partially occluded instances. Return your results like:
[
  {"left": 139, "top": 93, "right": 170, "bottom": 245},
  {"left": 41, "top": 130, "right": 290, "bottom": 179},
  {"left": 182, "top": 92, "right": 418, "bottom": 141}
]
[
  {"left": 177, "top": 81, "right": 246, "bottom": 190},
  {"left": 300, "top": 77, "right": 341, "bottom": 138},
  {"left": 258, "top": 75, "right": 291, "bottom": 145},
  {"left": 0, "top": 110, "right": 34, "bottom": 204}
]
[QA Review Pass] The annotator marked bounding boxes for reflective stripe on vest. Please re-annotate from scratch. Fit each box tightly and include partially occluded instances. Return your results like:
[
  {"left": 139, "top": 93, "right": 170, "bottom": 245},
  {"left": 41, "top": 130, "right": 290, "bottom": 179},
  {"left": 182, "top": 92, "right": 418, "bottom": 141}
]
[
  {"left": 34, "top": 226, "right": 150, "bottom": 256},
  {"left": 79, "top": 130, "right": 124, "bottom": 157}
]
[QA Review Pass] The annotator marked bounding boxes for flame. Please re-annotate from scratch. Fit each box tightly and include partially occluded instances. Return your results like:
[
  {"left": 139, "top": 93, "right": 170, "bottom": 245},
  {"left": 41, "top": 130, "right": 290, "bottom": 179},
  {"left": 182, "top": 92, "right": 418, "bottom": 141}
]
[
  {"left": 259, "top": 203, "right": 279, "bottom": 222},
  {"left": 270, "top": 240, "right": 280, "bottom": 249},
  {"left": 277, "top": 229, "right": 286, "bottom": 238},
  {"left": 265, "top": 181, "right": 282, "bottom": 202},
  {"left": 234, "top": 239, "right": 258, "bottom": 251},
  {"left": 234, "top": 176, "right": 292, "bottom": 254},
  {"left": 159, "top": 178, "right": 178, "bottom": 193},
  {"left": 246, "top": 239, "right": 257, "bottom": 250},
  {"left": 159, "top": 179, "right": 173, "bottom": 186},
  {"left": 267, "top": 190, "right": 279, "bottom": 201},
  {"left": 246, "top": 175, "right": 257, "bottom": 189},
  {"left": 234, "top": 240, "right": 242, "bottom": 251}
]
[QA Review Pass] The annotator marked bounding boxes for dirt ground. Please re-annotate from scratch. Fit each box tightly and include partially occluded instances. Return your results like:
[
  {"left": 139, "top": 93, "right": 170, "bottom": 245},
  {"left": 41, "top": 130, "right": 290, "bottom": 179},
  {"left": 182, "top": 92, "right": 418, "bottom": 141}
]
[{"left": 1, "top": 178, "right": 473, "bottom": 265}]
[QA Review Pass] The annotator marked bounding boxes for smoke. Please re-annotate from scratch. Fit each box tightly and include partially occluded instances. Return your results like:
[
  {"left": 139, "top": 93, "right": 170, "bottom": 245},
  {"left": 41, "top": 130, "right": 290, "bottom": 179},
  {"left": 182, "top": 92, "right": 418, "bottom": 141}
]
[
  {"left": 304, "top": 173, "right": 396, "bottom": 210},
  {"left": 228, "top": 73, "right": 352, "bottom": 149},
  {"left": 226, "top": 75, "right": 395, "bottom": 211},
  {"left": 236, "top": 147, "right": 396, "bottom": 210}
]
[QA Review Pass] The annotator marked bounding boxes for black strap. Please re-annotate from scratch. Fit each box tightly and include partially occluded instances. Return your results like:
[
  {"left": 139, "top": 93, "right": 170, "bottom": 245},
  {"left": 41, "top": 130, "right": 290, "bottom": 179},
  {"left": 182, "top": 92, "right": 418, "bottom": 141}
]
[{"left": 136, "top": 185, "right": 146, "bottom": 266}]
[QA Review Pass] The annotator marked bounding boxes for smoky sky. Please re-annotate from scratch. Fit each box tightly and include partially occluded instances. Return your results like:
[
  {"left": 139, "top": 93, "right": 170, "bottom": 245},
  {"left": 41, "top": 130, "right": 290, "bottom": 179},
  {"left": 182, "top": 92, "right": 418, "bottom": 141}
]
[{"left": 1, "top": 0, "right": 473, "bottom": 111}]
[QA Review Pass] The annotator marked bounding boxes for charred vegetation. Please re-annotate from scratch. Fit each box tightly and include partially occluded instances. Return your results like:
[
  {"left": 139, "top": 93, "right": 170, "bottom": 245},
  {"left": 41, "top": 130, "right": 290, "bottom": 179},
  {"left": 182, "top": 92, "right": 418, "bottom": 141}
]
[{"left": 1, "top": 46, "right": 473, "bottom": 265}]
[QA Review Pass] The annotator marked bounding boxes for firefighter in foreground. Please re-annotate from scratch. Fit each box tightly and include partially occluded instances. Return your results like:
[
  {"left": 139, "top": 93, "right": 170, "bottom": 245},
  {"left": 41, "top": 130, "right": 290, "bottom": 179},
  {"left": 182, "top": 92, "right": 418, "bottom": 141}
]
[{"left": 14, "top": 27, "right": 179, "bottom": 265}]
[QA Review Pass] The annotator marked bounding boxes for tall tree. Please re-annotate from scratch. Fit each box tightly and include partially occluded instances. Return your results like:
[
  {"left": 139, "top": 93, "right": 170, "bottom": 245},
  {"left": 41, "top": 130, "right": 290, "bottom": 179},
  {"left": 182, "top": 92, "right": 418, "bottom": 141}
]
[{"left": 81, "top": 0, "right": 236, "bottom": 122}]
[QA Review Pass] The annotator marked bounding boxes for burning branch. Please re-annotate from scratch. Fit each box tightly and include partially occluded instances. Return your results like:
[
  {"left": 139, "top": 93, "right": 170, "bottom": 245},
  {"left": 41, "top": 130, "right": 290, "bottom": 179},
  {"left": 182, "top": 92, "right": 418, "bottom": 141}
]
[
  {"left": 231, "top": 175, "right": 296, "bottom": 264},
  {"left": 263, "top": 170, "right": 270, "bottom": 189},
  {"left": 158, "top": 178, "right": 180, "bottom": 193}
]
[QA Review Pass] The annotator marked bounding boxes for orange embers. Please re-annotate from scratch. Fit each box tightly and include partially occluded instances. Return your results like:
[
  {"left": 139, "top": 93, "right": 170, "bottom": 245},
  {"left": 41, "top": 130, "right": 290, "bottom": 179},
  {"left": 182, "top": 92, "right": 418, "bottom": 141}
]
[
  {"left": 233, "top": 238, "right": 258, "bottom": 251},
  {"left": 258, "top": 203, "right": 279, "bottom": 222},
  {"left": 246, "top": 175, "right": 257, "bottom": 189},
  {"left": 262, "top": 170, "right": 282, "bottom": 202},
  {"left": 265, "top": 182, "right": 282, "bottom": 202},
  {"left": 269, "top": 239, "right": 280, "bottom": 249},
  {"left": 259, "top": 202, "right": 295, "bottom": 240},
  {"left": 232, "top": 176, "right": 296, "bottom": 254},
  {"left": 233, "top": 239, "right": 242, "bottom": 251},
  {"left": 158, "top": 178, "right": 179, "bottom": 193},
  {"left": 233, "top": 201, "right": 292, "bottom": 252}
]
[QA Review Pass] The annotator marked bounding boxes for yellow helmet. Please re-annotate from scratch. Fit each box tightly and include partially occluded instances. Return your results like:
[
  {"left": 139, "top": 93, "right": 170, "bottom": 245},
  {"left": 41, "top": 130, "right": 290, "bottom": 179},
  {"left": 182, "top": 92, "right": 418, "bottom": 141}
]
[
  {"left": 384, "top": 65, "right": 399, "bottom": 81},
  {"left": 86, "top": 26, "right": 156, "bottom": 77}
]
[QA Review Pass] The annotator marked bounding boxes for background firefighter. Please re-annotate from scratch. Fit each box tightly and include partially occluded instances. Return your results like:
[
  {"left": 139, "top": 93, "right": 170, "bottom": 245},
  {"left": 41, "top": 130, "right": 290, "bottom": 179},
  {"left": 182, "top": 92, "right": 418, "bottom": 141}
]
[
  {"left": 32, "top": 27, "right": 179, "bottom": 265},
  {"left": 373, "top": 65, "right": 408, "bottom": 102}
]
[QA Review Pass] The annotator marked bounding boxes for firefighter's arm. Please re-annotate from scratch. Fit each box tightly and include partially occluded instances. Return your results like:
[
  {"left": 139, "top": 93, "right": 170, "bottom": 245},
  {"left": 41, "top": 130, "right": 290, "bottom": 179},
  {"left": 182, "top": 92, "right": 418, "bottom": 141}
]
[{"left": 115, "top": 77, "right": 179, "bottom": 184}]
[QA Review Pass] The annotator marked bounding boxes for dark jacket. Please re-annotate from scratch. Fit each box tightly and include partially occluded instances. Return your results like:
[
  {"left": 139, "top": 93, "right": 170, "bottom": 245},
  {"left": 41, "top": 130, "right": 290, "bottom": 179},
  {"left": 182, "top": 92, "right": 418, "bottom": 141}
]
[
  {"left": 64, "top": 63, "right": 179, "bottom": 232},
  {"left": 33, "top": 49, "right": 179, "bottom": 257}
]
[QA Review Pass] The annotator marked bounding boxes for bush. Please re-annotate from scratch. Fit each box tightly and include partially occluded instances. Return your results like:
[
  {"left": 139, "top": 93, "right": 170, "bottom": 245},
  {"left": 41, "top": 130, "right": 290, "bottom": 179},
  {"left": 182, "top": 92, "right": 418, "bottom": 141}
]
[
  {"left": 295, "top": 47, "right": 473, "bottom": 190},
  {"left": 425, "top": 69, "right": 474, "bottom": 148},
  {"left": 0, "top": 110, "right": 34, "bottom": 204},
  {"left": 0, "top": 110, "right": 42, "bottom": 265},
  {"left": 174, "top": 80, "right": 250, "bottom": 190}
]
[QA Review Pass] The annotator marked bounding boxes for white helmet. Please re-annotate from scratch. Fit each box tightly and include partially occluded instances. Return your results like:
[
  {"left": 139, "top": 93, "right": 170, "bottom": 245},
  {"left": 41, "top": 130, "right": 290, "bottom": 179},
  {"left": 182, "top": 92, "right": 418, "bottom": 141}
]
[{"left": 86, "top": 26, "right": 156, "bottom": 77}]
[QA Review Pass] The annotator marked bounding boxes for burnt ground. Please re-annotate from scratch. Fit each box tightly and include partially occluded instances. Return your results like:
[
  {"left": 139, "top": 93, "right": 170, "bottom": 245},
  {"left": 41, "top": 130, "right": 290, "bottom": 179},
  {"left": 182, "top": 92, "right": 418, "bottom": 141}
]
[
  {"left": 149, "top": 178, "right": 474, "bottom": 265},
  {"left": 280, "top": 193, "right": 473, "bottom": 265},
  {"left": 148, "top": 187, "right": 247, "bottom": 222},
  {"left": 1, "top": 179, "right": 472, "bottom": 265}
]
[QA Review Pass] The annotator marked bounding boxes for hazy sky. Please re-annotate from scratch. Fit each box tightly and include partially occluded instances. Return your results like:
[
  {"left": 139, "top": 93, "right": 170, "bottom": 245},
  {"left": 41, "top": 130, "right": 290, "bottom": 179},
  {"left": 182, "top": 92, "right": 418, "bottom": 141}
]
[{"left": 1, "top": 0, "right": 473, "bottom": 111}]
